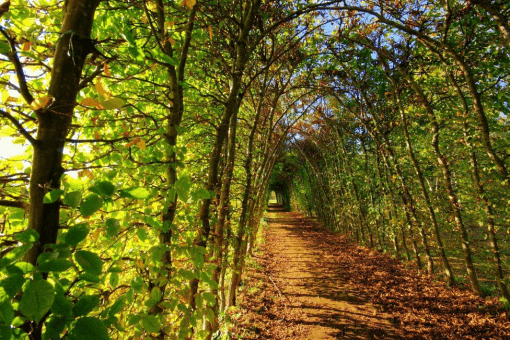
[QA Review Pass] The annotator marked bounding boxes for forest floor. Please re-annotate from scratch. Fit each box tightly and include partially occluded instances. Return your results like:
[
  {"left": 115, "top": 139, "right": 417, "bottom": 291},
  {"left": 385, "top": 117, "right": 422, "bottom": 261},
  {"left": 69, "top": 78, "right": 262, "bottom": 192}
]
[{"left": 229, "top": 205, "right": 510, "bottom": 339}]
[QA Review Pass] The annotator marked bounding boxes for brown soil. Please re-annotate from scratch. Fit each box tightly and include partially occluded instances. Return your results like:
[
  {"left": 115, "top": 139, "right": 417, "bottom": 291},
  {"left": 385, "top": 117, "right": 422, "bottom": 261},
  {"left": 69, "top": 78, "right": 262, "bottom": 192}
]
[{"left": 230, "top": 206, "right": 510, "bottom": 339}]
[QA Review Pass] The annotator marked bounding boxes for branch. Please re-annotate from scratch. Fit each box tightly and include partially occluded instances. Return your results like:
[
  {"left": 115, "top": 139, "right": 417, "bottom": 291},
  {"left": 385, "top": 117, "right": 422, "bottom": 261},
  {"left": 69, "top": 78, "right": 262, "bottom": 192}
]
[
  {"left": 0, "top": 199, "right": 29, "bottom": 210},
  {"left": 0, "top": 26, "right": 35, "bottom": 105},
  {"left": 66, "top": 136, "right": 128, "bottom": 144},
  {"left": 79, "top": 64, "right": 103, "bottom": 89},
  {"left": 0, "top": 109, "right": 38, "bottom": 146}
]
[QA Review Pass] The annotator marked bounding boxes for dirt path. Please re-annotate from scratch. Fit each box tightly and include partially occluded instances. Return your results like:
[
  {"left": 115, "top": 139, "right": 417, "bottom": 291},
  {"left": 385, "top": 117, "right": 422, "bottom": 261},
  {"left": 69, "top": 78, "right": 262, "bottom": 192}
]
[
  {"left": 231, "top": 206, "right": 510, "bottom": 339},
  {"left": 262, "top": 208, "right": 400, "bottom": 339}
]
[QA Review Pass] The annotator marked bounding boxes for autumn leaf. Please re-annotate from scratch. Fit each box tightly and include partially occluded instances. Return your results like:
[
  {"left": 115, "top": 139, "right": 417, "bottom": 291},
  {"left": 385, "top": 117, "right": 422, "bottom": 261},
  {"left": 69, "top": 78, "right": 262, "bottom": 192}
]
[
  {"left": 125, "top": 137, "right": 141, "bottom": 148},
  {"left": 137, "top": 140, "right": 146, "bottom": 150},
  {"left": 164, "top": 21, "right": 174, "bottom": 31},
  {"left": 168, "top": 37, "right": 176, "bottom": 46},
  {"left": 22, "top": 41, "right": 30, "bottom": 52},
  {"left": 30, "top": 96, "right": 51, "bottom": 110},
  {"left": 104, "top": 62, "right": 111, "bottom": 77},
  {"left": 95, "top": 81, "right": 111, "bottom": 99},
  {"left": 182, "top": 0, "right": 196, "bottom": 9},
  {"left": 209, "top": 25, "right": 213, "bottom": 39},
  {"left": 81, "top": 98, "right": 101, "bottom": 107},
  {"left": 94, "top": 131, "right": 100, "bottom": 140}
]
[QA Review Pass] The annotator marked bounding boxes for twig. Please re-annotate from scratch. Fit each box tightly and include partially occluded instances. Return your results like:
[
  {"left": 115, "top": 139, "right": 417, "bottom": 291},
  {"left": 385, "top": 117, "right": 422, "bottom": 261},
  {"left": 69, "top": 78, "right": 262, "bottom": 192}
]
[
  {"left": 265, "top": 271, "right": 293, "bottom": 305},
  {"left": 0, "top": 109, "right": 38, "bottom": 146},
  {"left": 0, "top": 26, "right": 35, "bottom": 104}
]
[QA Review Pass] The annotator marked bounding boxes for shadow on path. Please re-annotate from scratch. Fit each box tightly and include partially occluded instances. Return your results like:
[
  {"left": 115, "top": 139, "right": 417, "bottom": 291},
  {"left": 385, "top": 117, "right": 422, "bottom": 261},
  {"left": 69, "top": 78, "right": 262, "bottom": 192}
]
[
  {"left": 262, "top": 204, "right": 403, "bottom": 339},
  {"left": 236, "top": 204, "right": 510, "bottom": 340}
]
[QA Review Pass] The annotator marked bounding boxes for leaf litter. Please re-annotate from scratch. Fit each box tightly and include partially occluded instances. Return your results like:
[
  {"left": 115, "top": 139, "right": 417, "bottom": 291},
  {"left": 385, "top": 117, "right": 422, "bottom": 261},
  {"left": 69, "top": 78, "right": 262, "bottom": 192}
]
[{"left": 230, "top": 207, "right": 510, "bottom": 339}]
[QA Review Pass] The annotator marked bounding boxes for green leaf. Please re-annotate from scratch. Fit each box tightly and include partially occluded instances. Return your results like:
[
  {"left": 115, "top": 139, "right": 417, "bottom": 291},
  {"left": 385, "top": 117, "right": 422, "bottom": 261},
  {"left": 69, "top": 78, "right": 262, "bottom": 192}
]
[
  {"left": 50, "top": 291, "right": 73, "bottom": 316},
  {"left": 65, "top": 223, "right": 90, "bottom": 247},
  {"left": 0, "top": 325, "right": 12, "bottom": 340},
  {"left": 109, "top": 272, "right": 119, "bottom": 288},
  {"left": 201, "top": 292, "right": 216, "bottom": 306},
  {"left": 142, "top": 315, "right": 161, "bottom": 333},
  {"left": 43, "top": 189, "right": 64, "bottom": 204},
  {"left": 151, "top": 287, "right": 162, "bottom": 302},
  {"left": 10, "top": 261, "right": 34, "bottom": 274},
  {"left": 196, "top": 188, "right": 211, "bottom": 200},
  {"left": 78, "top": 273, "right": 100, "bottom": 283},
  {"left": 68, "top": 317, "right": 109, "bottom": 340},
  {"left": 73, "top": 294, "right": 100, "bottom": 316},
  {"left": 136, "top": 228, "right": 147, "bottom": 241},
  {"left": 92, "top": 181, "right": 115, "bottom": 197},
  {"left": 105, "top": 218, "right": 120, "bottom": 237},
  {"left": 0, "top": 42, "right": 11, "bottom": 55},
  {"left": 79, "top": 194, "right": 103, "bottom": 217},
  {"left": 149, "top": 246, "right": 164, "bottom": 263},
  {"left": 101, "top": 98, "right": 124, "bottom": 110},
  {"left": 74, "top": 251, "right": 102, "bottom": 276},
  {"left": 128, "top": 314, "right": 141, "bottom": 326},
  {"left": 0, "top": 297, "right": 14, "bottom": 325},
  {"left": 108, "top": 296, "right": 125, "bottom": 317},
  {"left": 63, "top": 191, "right": 82, "bottom": 208},
  {"left": 38, "top": 259, "right": 73, "bottom": 273},
  {"left": 0, "top": 244, "right": 32, "bottom": 269},
  {"left": 14, "top": 229, "right": 39, "bottom": 243},
  {"left": 144, "top": 298, "right": 157, "bottom": 308},
  {"left": 179, "top": 269, "right": 197, "bottom": 280},
  {"left": 119, "top": 187, "right": 151, "bottom": 199},
  {"left": 19, "top": 279, "right": 55, "bottom": 323},
  {"left": 43, "top": 316, "right": 67, "bottom": 340},
  {"left": 0, "top": 274, "right": 24, "bottom": 298}
]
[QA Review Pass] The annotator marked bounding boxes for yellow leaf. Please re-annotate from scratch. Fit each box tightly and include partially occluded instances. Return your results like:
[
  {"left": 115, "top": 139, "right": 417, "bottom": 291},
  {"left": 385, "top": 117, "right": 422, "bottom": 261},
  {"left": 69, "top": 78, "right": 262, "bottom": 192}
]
[
  {"left": 209, "top": 25, "right": 213, "bottom": 39},
  {"left": 95, "top": 81, "right": 111, "bottom": 99},
  {"left": 137, "top": 140, "right": 146, "bottom": 150},
  {"left": 81, "top": 98, "right": 100, "bottom": 107},
  {"left": 125, "top": 137, "right": 141, "bottom": 148},
  {"left": 22, "top": 41, "right": 31, "bottom": 52},
  {"left": 30, "top": 96, "right": 51, "bottom": 110},
  {"left": 104, "top": 62, "right": 111, "bottom": 77},
  {"left": 101, "top": 97, "right": 124, "bottom": 110},
  {"left": 168, "top": 37, "right": 176, "bottom": 45},
  {"left": 136, "top": 260, "right": 145, "bottom": 269},
  {"left": 164, "top": 21, "right": 174, "bottom": 31},
  {"left": 183, "top": 0, "right": 196, "bottom": 9}
]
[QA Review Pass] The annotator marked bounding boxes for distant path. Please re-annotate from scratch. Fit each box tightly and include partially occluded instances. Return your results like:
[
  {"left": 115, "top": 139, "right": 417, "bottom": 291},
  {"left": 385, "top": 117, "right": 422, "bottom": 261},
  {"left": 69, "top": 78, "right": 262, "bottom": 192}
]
[{"left": 233, "top": 205, "right": 510, "bottom": 339}]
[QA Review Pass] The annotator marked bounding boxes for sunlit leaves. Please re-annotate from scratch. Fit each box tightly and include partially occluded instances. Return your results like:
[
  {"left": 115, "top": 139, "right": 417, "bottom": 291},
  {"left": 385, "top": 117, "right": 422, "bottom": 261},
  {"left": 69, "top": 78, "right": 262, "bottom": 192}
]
[
  {"left": 80, "top": 194, "right": 103, "bottom": 217},
  {"left": 64, "top": 191, "right": 82, "bottom": 209},
  {"left": 65, "top": 223, "right": 90, "bottom": 247},
  {"left": 14, "top": 229, "right": 39, "bottom": 243},
  {"left": 105, "top": 218, "right": 120, "bottom": 237},
  {"left": 119, "top": 187, "right": 151, "bottom": 199},
  {"left": 73, "top": 294, "right": 100, "bottom": 316},
  {"left": 68, "top": 317, "right": 109, "bottom": 340},
  {"left": 43, "top": 189, "right": 64, "bottom": 204},
  {"left": 19, "top": 279, "right": 55, "bottom": 324},
  {"left": 38, "top": 259, "right": 73, "bottom": 273},
  {"left": 142, "top": 314, "right": 161, "bottom": 333},
  {"left": 74, "top": 251, "right": 102, "bottom": 276}
]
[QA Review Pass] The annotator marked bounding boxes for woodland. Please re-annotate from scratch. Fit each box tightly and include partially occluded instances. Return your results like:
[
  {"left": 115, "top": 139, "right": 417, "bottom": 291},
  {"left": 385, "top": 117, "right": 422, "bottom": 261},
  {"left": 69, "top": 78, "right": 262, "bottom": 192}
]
[{"left": 0, "top": 0, "right": 509, "bottom": 339}]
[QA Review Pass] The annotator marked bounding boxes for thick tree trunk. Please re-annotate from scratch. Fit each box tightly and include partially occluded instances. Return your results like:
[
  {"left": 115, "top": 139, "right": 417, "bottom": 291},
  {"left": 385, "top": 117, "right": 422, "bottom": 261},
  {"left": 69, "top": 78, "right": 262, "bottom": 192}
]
[
  {"left": 26, "top": 0, "right": 101, "bottom": 265},
  {"left": 22, "top": 1, "right": 101, "bottom": 338}
]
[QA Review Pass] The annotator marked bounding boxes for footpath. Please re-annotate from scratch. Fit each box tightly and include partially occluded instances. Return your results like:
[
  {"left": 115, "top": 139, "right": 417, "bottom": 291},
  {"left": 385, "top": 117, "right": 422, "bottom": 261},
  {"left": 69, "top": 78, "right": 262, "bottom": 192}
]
[{"left": 230, "top": 205, "right": 510, "bottom": 339}]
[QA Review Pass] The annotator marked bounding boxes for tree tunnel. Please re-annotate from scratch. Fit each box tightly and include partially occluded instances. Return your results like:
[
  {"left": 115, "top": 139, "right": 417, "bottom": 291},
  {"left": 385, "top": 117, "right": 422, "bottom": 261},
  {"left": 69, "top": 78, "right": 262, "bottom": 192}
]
[{"left": 1, "top": 1, "right": 510, "bottom": 338}]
